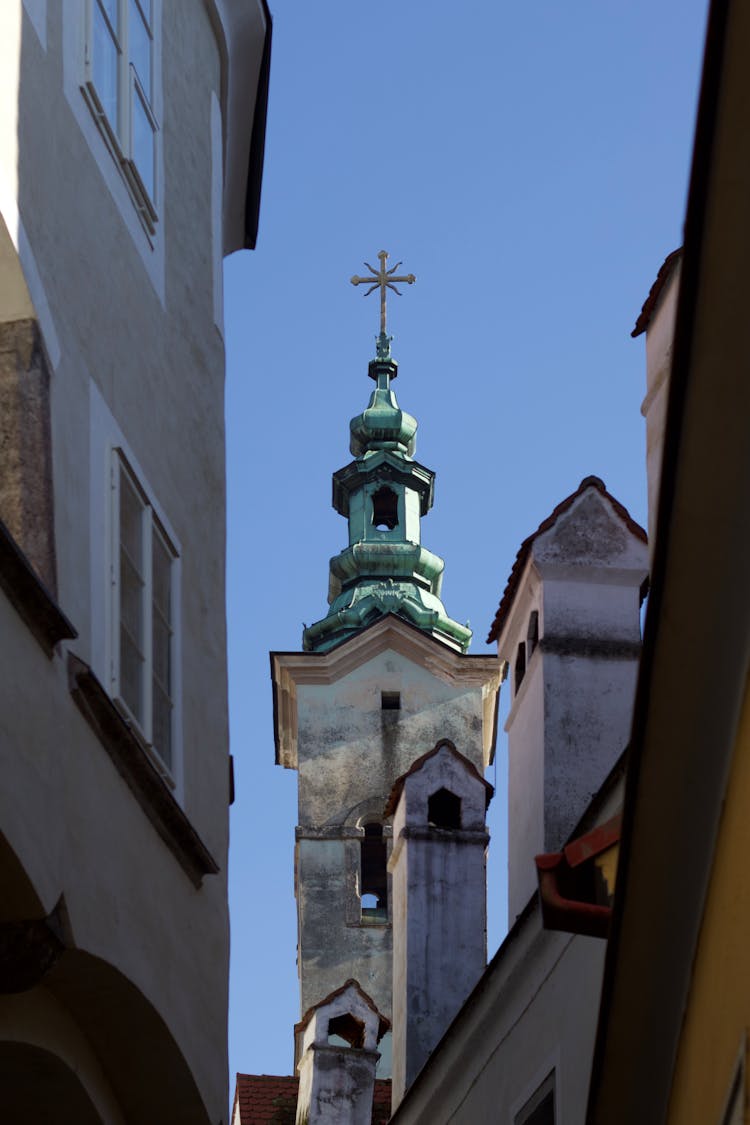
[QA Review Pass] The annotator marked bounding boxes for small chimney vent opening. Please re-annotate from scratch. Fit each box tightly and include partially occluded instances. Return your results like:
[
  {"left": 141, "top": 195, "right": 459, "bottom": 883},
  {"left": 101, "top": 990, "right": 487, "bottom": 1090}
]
[
  {"left": 427, "top": 788, "right": 462, "bottom": 830},
  {"left": 327, "top": 1012, "right": 366, "bottom": 1049}
]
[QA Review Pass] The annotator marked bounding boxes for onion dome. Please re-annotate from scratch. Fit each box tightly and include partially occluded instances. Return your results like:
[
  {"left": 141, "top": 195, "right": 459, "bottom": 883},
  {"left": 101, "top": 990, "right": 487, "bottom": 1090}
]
[{"left": 349, "top": 338, "right": 417, "bottom": 457}]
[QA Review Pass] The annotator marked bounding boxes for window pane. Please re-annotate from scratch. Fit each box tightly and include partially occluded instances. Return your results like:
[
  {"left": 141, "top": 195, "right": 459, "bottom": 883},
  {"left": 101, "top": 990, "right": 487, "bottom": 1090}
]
[
  {"left": 92, "top": 2, "right": 120, "bottom": 132},
  {"left": 129, "top": 0, "right": 151, "bottom": 101},
  {"left": 132, "top": 82, "right": 155, "bottom": 201},
  {"left": 133, "top": 0, "right": 152, "bottom": 29},
  {"left": 152, "top": 531, "right": 171, "bottom": 620},
  {"left": 119, "top": 460, "right": 144, "bottom": 720},
  {"left": 120, "top": 553, "right": 143, "bottom": 643},
  {"left": 98, "top": 0, "right": 119, "bottom": 29},
  {"left": 120, "top": 628, "right": 143, "bottom": 719},
  {"left": 119, "top": 466, "right": 144, "bottom": 572},
  {"left": 152, "top": 680, "right": 172, "bottom": 768},
  {"left": 152, "top": 609, "right": 171, "bottom": 691}
]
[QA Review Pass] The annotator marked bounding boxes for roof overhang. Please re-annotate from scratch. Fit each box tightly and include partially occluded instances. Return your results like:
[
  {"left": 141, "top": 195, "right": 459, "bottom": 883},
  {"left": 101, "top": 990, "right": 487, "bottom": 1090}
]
[
  {"left": 270, "top": 614, "right": 501, "bottom": 770},
  {"left": 535, "top": 813, "right": 620, "bottom": 940},
  {"left": 205, "top": 0, "right": 272, "bottom": 253},
  {"left": 587, "top": 1, "right": 750, "bottom": 1120}
]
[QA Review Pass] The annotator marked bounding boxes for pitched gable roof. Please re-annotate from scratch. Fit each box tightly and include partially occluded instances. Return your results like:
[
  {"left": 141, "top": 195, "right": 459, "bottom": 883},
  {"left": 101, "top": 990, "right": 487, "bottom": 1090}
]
[
  {"left": 486, "top": 477, "right": 647, "bottom": 644},
  {"left": 294, "top": 978, "right": 390, "bottom": 1042},
  {"left": 383, "top": 738, "right": 493, "bottom": 818},
  {"left": 631, "top": 247, "right": 683, "bottom": 337}
]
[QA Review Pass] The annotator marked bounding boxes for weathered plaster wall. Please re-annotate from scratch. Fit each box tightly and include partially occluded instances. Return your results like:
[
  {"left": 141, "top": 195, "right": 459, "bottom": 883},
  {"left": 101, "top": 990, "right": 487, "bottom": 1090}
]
[
  {"left": 542, "top": 648, "right": 639, "bottom": 851},
  {"left": 390, "top": 771, "right": 624, "bottom": 1125},
  {"left": 506, "top": 651, "right": 545, "bottom": 922},
  {"left": 390, "top": 747, "right": 489, "bottom": 1107},
  {"left": 296, "top": 652, "right": 486, "bottom": 825},
  {"left": 295, "top": 649, "right": 488, "bottom": 1031},
  {"left": 296, "top": 983, "right": 383, "bottom": 1125},
  {"left": 391, "top": 908, "right": 607, "bottom": 1125}
]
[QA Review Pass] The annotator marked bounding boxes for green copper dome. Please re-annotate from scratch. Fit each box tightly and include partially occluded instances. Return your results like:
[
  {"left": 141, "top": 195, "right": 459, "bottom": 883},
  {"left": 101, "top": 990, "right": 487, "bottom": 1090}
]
[
  {"left": 349, "top": 346, "right": 417, "bottom": 457},
  {"left": 302, "top": 331, "right": 471, "bottom": 654}
]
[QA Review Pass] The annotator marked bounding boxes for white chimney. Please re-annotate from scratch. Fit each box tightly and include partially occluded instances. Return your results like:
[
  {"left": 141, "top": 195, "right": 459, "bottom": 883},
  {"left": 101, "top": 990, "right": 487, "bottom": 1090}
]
[
  {"left": 386, "top": 740, "right": 491, "bottom": 1110},
  {"left": 295, "top": 979, "right": 388, "bottom": 1125},
  {"left": 489, "top": 477, "right": 649, "bottom": 922}
]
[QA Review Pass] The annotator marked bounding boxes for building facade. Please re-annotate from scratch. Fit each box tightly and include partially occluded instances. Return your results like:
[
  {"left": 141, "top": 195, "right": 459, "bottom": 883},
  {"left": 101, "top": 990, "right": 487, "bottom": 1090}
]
[{"left": 0, "top": 2, "right": 269, "bottom": 1121}]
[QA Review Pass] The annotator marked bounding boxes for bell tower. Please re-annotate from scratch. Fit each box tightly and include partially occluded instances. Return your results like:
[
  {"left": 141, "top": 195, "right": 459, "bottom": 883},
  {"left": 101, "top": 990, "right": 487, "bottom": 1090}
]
[{"left": 271, "top": 253, "right": 500, "bottom": 1073}]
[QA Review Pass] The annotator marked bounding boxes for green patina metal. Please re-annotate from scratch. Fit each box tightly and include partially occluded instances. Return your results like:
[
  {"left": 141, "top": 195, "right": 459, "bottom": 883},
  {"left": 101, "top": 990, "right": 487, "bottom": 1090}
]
[{"left": 302, "top": 329, "right": 471, "bottom": 654}]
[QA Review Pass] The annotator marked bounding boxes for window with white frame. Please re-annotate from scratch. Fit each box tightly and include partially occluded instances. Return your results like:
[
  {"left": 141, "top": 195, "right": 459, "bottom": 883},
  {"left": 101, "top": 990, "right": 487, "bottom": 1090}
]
[
  {"left": 112, "top": 451, "right": 176, "bottom": 773},
  {"left": 85, "top": 0, "right": 158, "bottom": 231}
]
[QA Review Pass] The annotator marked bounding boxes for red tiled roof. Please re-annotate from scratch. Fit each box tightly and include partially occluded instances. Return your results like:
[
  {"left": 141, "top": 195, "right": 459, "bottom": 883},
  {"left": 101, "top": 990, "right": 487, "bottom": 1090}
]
[
  {"left": 383, "top": 738, "right": 493, "bottom": 818},
  {"left": 631, "top": 247, "right": 682, "bottom": 337},
  {"left": 233, "top": 1074, "right": 392, "bottom": 1124},
  {"left": 485, "top": 477, "right": 647, "bottom": 644}
]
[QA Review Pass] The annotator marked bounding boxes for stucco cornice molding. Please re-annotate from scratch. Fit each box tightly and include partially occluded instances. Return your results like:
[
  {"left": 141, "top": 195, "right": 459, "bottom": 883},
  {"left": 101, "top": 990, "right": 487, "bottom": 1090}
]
[{"left": 271, "top": 615, "right": 500, "bottom": 770}]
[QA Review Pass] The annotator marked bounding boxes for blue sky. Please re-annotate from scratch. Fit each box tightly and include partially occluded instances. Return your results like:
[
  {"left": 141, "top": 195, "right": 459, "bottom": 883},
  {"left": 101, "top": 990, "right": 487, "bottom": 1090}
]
[{"left": 224, "top": 0, "right": 708, "bottom": 1084}]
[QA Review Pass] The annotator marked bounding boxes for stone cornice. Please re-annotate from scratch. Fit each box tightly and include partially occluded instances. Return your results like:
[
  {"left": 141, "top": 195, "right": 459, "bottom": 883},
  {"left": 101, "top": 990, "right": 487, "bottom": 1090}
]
[{"left": 271, "top": 615, "right": 500, "bottom": 770}]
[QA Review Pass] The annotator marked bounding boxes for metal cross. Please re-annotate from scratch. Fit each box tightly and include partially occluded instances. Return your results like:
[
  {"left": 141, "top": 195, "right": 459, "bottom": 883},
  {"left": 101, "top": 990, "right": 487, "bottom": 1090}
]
[{"left": 350, "top": 250, "right": 416, "bottom": 336}]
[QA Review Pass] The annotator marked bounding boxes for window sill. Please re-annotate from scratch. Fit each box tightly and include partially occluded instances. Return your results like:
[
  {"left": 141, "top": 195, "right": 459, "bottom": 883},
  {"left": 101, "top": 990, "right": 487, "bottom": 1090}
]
[
  {"left": 68, "top": 653, "right": 218, "bottom": 887},
  {"left": 80, "top": 82, "right": 158, "bottom": 240},
  {"left": 0, "top": 518, "right": 77, "bottom": 657}
]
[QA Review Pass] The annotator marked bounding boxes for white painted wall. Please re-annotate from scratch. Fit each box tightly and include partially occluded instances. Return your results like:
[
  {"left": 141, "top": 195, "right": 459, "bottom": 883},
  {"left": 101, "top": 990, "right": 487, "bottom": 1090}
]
[
  {"left": 0, "top": 1, "right": 242, "bottom": 1118},
  {"left": 499, "top": 486, "right": 647, "bottom": 919},
  {"left": 390, "top": 746, "right": 489, "bottom": 1109}
]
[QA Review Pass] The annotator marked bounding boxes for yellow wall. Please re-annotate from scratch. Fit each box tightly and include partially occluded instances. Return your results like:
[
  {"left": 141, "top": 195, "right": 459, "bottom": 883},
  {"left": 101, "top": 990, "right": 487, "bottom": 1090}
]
[{"left": 667, "top": 673, "right": 750, "bottom": 1125}]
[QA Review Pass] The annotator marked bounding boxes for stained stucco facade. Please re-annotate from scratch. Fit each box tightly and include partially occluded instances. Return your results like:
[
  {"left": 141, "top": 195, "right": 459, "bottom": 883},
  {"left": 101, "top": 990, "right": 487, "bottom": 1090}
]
[{"left": 273, "top": 616, "right": 499, "bottom": 1075}]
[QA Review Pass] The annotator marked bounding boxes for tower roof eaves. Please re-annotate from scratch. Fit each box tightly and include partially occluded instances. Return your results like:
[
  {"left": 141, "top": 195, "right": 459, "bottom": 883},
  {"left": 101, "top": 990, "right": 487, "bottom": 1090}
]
[
  {"left": 486, "top": 477, "right": 647, "bottom": 644},
  {"left": 271, "top": 615, "right": 501, "bottom": 769}
]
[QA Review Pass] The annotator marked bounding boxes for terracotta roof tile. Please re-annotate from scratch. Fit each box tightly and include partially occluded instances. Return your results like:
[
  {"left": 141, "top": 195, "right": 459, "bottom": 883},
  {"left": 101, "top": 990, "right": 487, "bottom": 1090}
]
[
  {"left": 631, "top": 247, "right": 682, "bottom": 337},
  {"left": 485, "top": 477, "right": 647, "bottom": 644},
  {"left": 233, "top": 1074, "right": 392, "bottom": 1124}
]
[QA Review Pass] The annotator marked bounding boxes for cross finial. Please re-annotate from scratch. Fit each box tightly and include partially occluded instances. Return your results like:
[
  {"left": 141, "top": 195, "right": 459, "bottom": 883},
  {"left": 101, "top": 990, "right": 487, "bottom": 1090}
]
[{"left": 350, "top": 250, "right": 416, "bottom": 338}]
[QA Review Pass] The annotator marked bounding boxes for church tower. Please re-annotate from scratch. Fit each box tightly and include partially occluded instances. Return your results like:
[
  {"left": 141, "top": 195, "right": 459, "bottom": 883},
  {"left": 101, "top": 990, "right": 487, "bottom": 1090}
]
[{"left": 271, "top": 253, "right": 500, "bottom": 1073}]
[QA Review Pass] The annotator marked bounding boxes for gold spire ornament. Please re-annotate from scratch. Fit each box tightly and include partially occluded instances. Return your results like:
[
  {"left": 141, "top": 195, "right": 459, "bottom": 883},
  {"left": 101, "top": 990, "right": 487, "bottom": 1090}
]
[{"left": 351, "top": 250, "right": 416, "bottom": 336}]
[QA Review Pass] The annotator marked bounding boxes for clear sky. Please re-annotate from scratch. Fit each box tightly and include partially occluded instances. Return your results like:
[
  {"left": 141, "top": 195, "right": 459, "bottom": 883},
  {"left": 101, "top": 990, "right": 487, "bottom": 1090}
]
[{"left": 224, "top": 0, "right": 709, "bottom": 1085}]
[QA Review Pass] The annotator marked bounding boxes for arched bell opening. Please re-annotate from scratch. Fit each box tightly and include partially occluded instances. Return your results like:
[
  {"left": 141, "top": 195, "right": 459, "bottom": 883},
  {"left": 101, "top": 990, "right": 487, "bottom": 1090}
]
[
  {"left": 371, "top": 486, "right": 399, "bottom": 531},
  {"left": 360, "top": 823, "right": 388, "bottom": 922}
]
